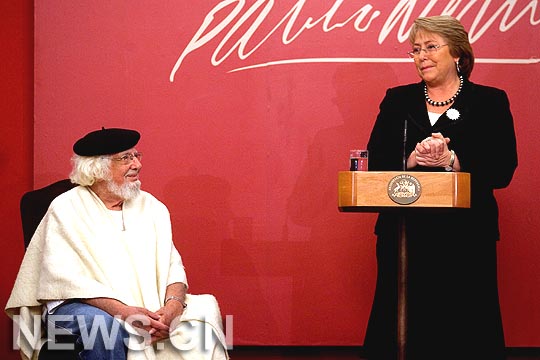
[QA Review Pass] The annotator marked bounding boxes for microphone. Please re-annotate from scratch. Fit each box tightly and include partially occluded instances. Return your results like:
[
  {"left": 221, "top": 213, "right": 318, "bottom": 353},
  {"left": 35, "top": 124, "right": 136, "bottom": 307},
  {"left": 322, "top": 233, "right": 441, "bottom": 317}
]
[{"left": 402, "top": 118, "right": 408, "bottom": 171}]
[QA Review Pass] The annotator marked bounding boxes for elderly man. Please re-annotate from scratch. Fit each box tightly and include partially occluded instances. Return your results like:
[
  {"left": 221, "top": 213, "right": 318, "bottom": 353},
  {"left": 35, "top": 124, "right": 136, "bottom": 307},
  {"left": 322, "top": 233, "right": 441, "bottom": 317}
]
[{"left": 6, "top": 127, "right": 229, "bottom": 360}]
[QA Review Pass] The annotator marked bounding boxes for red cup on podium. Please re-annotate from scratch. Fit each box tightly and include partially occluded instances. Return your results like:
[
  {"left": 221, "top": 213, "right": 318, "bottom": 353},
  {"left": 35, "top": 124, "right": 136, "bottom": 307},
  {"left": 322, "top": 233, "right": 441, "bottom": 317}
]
[{"left": 350, "top": 149, "right": 369, "bottom": 171}]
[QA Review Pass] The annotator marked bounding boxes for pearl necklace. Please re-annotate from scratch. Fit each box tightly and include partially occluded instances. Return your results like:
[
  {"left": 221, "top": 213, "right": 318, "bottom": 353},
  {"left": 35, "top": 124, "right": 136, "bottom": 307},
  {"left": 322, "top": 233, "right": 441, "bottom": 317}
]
[{"left": 424, "top": 75, "right": 463, "bottom": 107}]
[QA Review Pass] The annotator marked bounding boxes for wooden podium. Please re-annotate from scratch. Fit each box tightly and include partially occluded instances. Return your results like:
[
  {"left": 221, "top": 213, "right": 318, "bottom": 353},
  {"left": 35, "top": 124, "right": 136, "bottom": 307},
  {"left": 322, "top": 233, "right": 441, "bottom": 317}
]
[{"left": 338, "top": 171, "right": 470, "bottom": 360}]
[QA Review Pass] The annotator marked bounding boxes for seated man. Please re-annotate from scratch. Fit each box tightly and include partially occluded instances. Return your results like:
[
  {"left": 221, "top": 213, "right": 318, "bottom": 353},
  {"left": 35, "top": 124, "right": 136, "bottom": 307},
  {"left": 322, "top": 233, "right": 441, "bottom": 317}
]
[{"left": 6, "top": 127, "right": 229, "bottom": 360}]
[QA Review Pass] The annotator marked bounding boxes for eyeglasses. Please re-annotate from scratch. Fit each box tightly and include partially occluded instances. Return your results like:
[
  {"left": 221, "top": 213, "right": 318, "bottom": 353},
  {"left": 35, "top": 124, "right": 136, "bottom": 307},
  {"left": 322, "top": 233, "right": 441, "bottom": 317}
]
[
  {"left": 110, "top": 152, "right": 143, "bottom": 164},
  {"left": 407, "top": 44, "right": 448, "bottom": 58}
]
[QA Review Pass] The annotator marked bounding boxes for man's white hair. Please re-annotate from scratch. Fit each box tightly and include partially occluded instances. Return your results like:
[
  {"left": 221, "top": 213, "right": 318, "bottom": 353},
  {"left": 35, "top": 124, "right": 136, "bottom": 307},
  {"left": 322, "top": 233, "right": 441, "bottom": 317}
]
[{"left": 69, "top": 155, "right": 112, "bottom": 186}]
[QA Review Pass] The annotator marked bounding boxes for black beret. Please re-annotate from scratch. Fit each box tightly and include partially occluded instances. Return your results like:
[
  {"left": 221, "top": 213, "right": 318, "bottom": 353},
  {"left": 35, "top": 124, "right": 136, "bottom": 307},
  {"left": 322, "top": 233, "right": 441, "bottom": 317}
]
[{"left": 73, "top": 127, "right": 141, "bottom": 156}]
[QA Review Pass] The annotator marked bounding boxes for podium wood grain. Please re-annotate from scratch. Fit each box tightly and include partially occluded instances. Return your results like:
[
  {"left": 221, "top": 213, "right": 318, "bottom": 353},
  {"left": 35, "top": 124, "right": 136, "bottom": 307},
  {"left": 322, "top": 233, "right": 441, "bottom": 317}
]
[{"left": 338, "top": 171, "right": 471, "bottom": 210}]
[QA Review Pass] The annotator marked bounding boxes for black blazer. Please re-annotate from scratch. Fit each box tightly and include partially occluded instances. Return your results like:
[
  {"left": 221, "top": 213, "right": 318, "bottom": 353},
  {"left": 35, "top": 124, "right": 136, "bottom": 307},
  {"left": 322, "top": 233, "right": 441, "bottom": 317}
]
[{"left": 367, "top": 79, "right": 518, "bottom": 240}]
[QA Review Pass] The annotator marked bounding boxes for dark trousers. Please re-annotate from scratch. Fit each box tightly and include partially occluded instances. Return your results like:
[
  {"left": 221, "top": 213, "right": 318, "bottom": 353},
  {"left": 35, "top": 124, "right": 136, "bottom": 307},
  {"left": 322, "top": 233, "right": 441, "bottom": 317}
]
[{"left": 364, "top": 224, "right": 505, "bottom": 360}]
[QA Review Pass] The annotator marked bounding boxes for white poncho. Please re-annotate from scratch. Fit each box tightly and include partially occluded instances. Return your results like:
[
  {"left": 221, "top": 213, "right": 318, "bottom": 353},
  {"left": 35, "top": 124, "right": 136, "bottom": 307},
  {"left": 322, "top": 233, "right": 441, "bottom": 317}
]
[{"left": 5, "top": 186, "right": 228, "bottom": 360}]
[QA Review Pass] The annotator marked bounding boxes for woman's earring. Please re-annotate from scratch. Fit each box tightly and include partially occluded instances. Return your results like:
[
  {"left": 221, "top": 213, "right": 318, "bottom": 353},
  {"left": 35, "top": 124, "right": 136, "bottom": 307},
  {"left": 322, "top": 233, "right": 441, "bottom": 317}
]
[{"left": 456, "top": 60, "right": 461, "bottom": 74}]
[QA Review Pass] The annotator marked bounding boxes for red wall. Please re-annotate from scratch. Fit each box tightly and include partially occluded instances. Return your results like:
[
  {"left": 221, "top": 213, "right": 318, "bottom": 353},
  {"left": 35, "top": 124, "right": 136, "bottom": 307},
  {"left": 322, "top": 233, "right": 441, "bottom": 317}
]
[
  {"left": 2, "top": 1, "right": 539, "bottom": 357},
  {"left": 1, "top": 1, "right": 33, "bottom": 359}
]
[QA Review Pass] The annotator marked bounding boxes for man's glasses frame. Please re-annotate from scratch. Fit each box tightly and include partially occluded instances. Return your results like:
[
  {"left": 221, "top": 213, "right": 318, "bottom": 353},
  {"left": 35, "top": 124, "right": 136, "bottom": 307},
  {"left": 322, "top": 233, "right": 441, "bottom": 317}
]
[{"left": 109, "top": 152, "right": 143, "bottom": 164}]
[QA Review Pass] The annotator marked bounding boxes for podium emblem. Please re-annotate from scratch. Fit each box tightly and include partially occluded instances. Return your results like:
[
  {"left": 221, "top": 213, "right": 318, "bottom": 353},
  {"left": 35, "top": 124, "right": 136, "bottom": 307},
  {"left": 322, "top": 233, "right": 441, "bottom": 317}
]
[{"left": 387, "top": 174, "right": 422, "bottom": 205}]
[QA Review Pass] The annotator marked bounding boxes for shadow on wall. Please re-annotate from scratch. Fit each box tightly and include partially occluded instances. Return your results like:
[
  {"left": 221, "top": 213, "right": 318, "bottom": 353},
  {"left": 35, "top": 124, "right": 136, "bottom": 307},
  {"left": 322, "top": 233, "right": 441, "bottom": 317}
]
[
  {"left": 162, "top": 175, "right": 281, "bottom": 343},
  {"left": 285, "top": 63, "right": 399, "bottom": 343},
  {"left": 159, "top": 63, "right": 402, "bottom": 345}
]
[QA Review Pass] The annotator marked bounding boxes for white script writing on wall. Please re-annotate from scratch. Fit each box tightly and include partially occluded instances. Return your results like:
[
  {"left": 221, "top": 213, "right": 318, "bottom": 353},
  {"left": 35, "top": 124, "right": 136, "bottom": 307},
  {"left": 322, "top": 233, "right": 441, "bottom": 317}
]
[{"left": 170, "top": 0, "right": 540, "bottom": 81}]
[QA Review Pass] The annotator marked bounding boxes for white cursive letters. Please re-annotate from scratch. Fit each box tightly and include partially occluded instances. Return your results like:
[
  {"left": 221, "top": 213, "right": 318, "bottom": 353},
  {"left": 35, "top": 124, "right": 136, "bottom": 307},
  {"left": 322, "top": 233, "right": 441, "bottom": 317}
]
[{"left": 170, "top": 0, "right": 540, "bottom": 81}]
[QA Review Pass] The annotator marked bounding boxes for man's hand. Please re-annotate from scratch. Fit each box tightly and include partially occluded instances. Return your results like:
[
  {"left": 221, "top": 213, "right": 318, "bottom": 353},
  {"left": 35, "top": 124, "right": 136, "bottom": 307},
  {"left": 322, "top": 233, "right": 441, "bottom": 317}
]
[
  {"left": 149, "top": 282, "right": 188, "bottom": 343},
  {"left": 152, "top": 300, "right": 185, "bottom": 342},
  {"left": 81, "top": 297, "right": 170, "bottom": 345},
  {"left": 122, "top": 306, "right": 170, "bottom": 343}
]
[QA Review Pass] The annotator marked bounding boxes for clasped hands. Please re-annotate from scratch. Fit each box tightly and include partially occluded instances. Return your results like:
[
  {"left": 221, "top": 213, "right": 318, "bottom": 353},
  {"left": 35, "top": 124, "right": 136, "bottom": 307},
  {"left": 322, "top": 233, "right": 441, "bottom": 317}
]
[
  {"left": 410, "top": 132, "right": 453, "bottom": 168},
  {"left": 124, "top": 301, "right": 185, "bottom": 345}
]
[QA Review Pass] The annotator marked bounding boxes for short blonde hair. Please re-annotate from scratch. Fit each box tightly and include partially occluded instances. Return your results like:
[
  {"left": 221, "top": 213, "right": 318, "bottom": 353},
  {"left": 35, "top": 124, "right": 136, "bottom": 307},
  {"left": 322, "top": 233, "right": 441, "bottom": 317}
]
[{"left": 409, "top": 15, "right": 475, "bottom": 79}]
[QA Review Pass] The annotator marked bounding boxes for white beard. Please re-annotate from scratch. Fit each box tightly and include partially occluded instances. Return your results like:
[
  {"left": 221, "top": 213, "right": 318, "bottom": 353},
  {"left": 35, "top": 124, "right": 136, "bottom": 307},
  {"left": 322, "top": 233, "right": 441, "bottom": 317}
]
[{"left": 107, "top": 179, "right": 141, "bottom": 200}]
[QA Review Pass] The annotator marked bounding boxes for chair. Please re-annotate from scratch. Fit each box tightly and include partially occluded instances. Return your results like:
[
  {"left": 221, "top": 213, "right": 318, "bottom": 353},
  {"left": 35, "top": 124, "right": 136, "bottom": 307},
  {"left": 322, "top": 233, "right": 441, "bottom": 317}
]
[
  {"left": 19, "top": 179, "right": 80, "bottom": 359},
  {"left": 20, "top": 179, "right": 76, "bottom": 249}
]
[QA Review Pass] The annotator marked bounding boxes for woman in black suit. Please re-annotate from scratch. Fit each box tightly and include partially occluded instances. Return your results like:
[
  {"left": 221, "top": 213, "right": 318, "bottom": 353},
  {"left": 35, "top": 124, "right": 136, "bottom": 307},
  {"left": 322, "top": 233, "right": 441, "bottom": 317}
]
[{"left": 364, "top": 15, "right": 518, "bottom": 359}]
